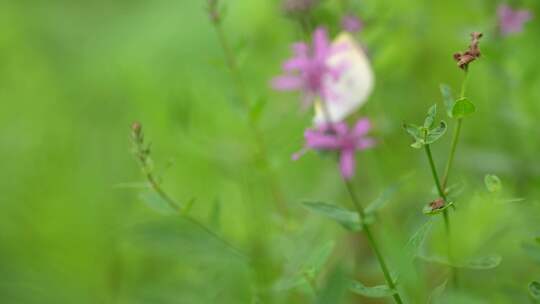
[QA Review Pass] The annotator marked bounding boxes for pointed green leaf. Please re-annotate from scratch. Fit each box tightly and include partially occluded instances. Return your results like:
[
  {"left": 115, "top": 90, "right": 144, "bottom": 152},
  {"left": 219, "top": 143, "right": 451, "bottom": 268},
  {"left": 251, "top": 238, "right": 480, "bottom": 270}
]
[
  {"left": 303, "top": 241, "right": 335, "bottom": 278},
  {"left": 425, "top": 121, "right": 447, "bottom": 144},
  {"left": 139, "top": 192, "right": 177, "bottom": 215},
  {"left": 411, "top": 140, "right": 424, "bottom": 149},
  {"left": 464, "top": 255, "right": 502, "bottom": 269},
  {"left": 428, "top": 280, "right": 448, "bottom": 303},
  {"left": 451, "top": 97, "right": 476, "bottom": 118},
  {"left": 484, "top": 174, "right": 502, "bottom": 193},
  {"left": 405, "top": 220, "right": 433, "bottom": 258},
  {"left": 316, "top": 267, "right": 348, "bottom": 304},
  {"left": 424, "top": 104, "right": 437, "bottom": 129},
  {"left": 365, "top": 182, "right": 402, "bottom": 214},
  {"left": 530, "top": 281, "right": 540, "bottom": 300},
  {"left": 349, "top": 280, "right": 396, "bottom": 298},
  {"left": 440, "top": 84, "right": 455, "bottom": 118},
  {"left": 303, "top": 201, "right": 363, "bottom": 231},
  {"left": 403, "top": 123, "right": 422, "bottom": 139},
  {"left": 417, "top": 254, "right": 501, "bottom": 270}
]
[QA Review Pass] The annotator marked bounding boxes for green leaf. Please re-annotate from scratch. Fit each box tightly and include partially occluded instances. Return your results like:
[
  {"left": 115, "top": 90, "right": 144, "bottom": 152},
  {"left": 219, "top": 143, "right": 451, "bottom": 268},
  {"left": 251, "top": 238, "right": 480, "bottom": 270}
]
[
  {"left": 349, "top": 280, "right": 396, "bottom": 298},
  {"left": 451, "top": 97, "right": 476, "bottom": 118},
  {"left": 536, "top": 237, "right": 540, "bottom": 245},
  {"left": 484, "top": 174, "right": 502, "bottom": 193},
  {"left": 440, "top": 84, "right": 455, "bottom": 118},
  {"left": 365, "top": 182, "right": 402, "bottom": 214},
  {"left": 428, "top": 280, "right": 448, "bottom": 303},
  {"left": 405, "top": 220, "right": 433, "bottom": 258},
  {"left": 417, "top": 254, "right": 501, "bottom": 270},
  {"left": 424, "top": 104, "right": 437, "bottom": 129},
  {"left": 316, "top": 267, "right": 348, "bottom": 304},
  {"left": 530, "top": 281, "right": 540, "bottom": 300},
  {"left": 464, "top": 255, "right": 502, "bottom": 269},
  {"left": 303, "top": 241, "right": 335, "bottom": 278},
  {"left": 425, "top": 121, "right": 447, "bottom": 144},
  {"left": 411, "top": 140, "right": 424, "bottom": 149},
  {"left": 302, "top": 201, "right": 363, "bottom": 231},
  {"left": 139, "top": 192, "right": 177, "bottom": 215},
  {"left": 403, "top": 123, "right": 422, "bottom": 139}
]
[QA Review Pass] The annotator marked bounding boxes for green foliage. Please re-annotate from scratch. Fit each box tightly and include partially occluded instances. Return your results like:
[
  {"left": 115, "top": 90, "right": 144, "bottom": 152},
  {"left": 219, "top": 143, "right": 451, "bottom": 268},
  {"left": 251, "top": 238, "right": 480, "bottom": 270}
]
[
  {"left": 302, "top": 201, "right": 365, "bottom": 231},
  {"left": 451, "top": 97, "right": 476, "bottom": 119},
  {"left": 349, "top": 280, "right": 396, "bottom": 298},
  {"left": 484, "top": 174, "right": 502, "bottom": 193},
  {"left": 530, "top": 281, "right": 540, "bottom": 300},
  {"left": 440, "top": 84, "right": 455, "bottom": 118},
  {"left": 404, "top": 104, "right": 447, "bottom": 148}
]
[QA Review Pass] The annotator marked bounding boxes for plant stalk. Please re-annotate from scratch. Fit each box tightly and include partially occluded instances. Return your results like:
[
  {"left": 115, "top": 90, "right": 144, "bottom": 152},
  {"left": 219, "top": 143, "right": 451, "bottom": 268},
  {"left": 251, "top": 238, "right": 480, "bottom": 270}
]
[
  {"left": 345, "top": 181, "right": 404, "bottom": 304},
  {"left": 212, "top": 21, "right": 288, "bottom": 217}
]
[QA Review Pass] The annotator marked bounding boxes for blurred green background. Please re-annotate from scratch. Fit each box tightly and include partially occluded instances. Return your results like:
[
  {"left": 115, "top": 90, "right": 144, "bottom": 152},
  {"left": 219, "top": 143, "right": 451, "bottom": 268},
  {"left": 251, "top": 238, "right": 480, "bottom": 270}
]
[{"left": 1, "top": 0, "right": 540, "bottom": 303}]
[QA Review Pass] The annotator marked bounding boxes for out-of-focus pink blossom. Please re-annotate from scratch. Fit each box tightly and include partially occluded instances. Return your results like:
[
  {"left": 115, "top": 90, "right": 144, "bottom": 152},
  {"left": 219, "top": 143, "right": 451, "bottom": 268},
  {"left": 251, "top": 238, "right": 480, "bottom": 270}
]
[
  {"left": 341, "top": 14, "right": 363, "bottom": 33},
  {"left": 498, "top": 4, "right": 532, "bottom": 36},
  {"left": 272, "top": 27, "right": 346, "bottom": 107},
  {"left": 293, "top": 118, "right": 374, "bottom": 180}
]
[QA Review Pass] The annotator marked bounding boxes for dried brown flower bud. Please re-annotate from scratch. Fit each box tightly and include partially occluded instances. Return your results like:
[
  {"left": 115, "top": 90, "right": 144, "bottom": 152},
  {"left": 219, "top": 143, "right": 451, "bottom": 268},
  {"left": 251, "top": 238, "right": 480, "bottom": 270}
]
[
  {"left": 131, "top": 121, "right": 142, "bottom": 140},
  {"left": 453, "top": 32, "right": 483, "bottom": 70},
  {"left": 207, "top": 0, "right": 221, "bottom": 24}
]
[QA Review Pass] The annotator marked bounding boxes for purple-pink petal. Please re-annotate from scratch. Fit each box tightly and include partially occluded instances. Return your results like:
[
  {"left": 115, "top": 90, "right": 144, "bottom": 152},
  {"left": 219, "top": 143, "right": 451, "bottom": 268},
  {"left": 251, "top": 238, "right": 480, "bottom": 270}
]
[
  {"left": 313, "top": 28, "right": 330, "bottom": 60},
  {"left": 352, "top": 118, "right": 372, "bottom": 137},
  {"left": 305, "top": 130, "right": 341, "bottom": 149},
  {"left": 339, "top": 148, "right": 356, "bottom": 180},
  {"left": 356, "top": 138, "right": 375, "bottom": 150},
  {"left": 341, "top": 14, "right": 363, "bottom": 33},
  {"left": 272, "top": 75, "right": 303, "bottom": 91}
]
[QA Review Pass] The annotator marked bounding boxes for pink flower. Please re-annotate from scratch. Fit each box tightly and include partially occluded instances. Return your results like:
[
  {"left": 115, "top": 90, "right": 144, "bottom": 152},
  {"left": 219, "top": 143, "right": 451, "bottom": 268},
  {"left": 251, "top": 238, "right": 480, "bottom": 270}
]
[
  {"left": 293, "top": 118, "right": 375, "bottom": 180},
  {"left": 341, "top": 14, "right": 363, "bottom": 33},
  {"left": 272, "top": 27, "right": 345, "bottom": 107},
  {"left": 497, "top": 4, "right": 532, "bottom": 36}
]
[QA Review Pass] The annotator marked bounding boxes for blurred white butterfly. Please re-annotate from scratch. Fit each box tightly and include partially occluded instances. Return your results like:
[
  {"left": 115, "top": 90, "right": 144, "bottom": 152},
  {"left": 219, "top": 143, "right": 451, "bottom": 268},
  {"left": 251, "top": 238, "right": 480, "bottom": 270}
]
[{"left": 314, "top": 32, "right": 374, "bottom": 126}]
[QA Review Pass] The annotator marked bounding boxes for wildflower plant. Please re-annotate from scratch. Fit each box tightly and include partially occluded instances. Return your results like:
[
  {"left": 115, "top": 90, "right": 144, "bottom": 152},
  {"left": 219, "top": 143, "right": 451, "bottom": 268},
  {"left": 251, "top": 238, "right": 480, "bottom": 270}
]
[
  {"left": 275, "top": 25, "right": 405, "bottom": 303},
  {"left": 403, "top": 32, "right": 507, "bottom": 289}
]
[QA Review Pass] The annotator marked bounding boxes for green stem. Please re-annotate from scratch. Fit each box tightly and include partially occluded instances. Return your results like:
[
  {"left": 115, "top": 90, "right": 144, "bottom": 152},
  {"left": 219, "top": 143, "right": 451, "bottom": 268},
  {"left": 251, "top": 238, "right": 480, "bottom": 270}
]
[
  {"left": 424, "top": 145, "right": 446, "bottom": 200},
  {"left": 441, "top": 118, "right": 462, "bottom": 189},
  {"left": 213, "top": 22, "right": 288, "bottom": 217},
  {"left": 441, "top": 70, "right": 468, "bottom": 189},
  {"left": 345, "top": 181, "right": 404, "bottom": 304},
  {"left": 144, "top": 169, "right": 248, "bottom": 260},
  {"left": 424, "top": 145, "right": 457, "bottom": 285}
]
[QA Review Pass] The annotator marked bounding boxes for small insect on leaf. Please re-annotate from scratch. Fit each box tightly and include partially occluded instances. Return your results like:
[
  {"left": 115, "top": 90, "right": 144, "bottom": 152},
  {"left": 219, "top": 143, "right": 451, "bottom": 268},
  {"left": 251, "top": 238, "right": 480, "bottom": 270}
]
[
  {"left": 484, "top": 174, "right": 502, "bottom": 193},
  {"left": 529, "top": 281, "right": 540, "bottom": 300},
  {"left": 451, "top": 97, "right": 476, "bottom": 118}
]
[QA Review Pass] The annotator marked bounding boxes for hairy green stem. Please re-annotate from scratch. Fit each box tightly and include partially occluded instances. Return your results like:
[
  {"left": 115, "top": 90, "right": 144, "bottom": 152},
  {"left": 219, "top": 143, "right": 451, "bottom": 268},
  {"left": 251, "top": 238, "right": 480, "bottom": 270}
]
[{"left": 212, "top": 21, "right": 288, "bottom": 217}]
